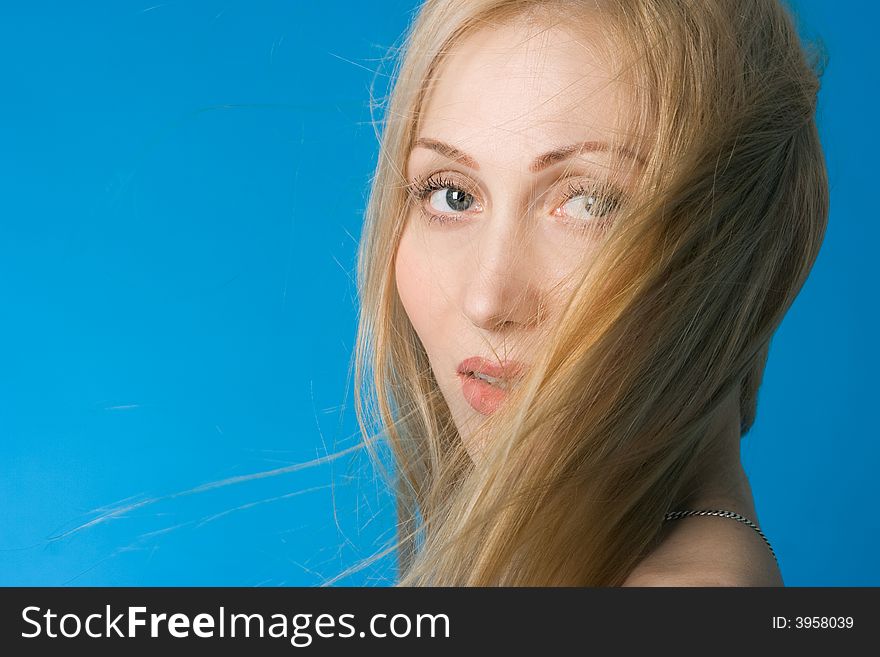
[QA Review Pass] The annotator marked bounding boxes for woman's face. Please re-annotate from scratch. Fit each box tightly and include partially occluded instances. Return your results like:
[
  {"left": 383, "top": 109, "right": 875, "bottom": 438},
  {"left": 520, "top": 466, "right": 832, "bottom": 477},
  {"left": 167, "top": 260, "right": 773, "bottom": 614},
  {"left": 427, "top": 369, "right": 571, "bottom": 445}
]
[{"left": 395, "top": 17, "right": 642, "bottom": 459}]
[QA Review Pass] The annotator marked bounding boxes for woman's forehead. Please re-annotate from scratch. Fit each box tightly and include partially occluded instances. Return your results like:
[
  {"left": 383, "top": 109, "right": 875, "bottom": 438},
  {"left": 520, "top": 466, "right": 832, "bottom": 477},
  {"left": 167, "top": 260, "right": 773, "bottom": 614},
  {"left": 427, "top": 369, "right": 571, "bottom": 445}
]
[{"left": 414, "top": 20, "right": 637, "bottom": 167}]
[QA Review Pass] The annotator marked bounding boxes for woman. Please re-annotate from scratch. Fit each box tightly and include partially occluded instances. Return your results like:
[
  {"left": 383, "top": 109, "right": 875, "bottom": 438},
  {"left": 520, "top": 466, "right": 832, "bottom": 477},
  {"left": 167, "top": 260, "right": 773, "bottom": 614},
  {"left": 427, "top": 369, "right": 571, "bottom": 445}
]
[{"left": 353, "top": 0, "right": 827, "bottom": 586}]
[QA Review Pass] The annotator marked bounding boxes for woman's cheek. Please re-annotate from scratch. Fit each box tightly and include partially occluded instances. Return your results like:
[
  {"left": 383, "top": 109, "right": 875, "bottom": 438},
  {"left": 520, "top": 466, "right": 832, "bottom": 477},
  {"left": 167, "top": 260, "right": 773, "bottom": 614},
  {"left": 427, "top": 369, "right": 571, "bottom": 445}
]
[{"left": 395, "top": 228, "right": 437, "bottom": 339}]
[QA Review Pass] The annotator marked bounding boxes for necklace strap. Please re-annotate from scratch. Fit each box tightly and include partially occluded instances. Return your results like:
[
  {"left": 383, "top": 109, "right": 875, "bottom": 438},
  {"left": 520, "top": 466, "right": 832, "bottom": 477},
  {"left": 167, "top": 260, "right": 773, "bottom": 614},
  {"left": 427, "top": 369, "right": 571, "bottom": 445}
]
[{"left": 664, "top": 509, "right": 778, "bottom": 564}]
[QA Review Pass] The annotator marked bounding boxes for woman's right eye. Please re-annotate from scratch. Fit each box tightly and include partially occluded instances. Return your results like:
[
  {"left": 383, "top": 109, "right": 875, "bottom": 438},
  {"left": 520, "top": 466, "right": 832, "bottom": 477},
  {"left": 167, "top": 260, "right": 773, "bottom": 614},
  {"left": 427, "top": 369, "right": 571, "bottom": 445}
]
[
  {"left": 408, "top": 173, "right": 483, "bottom": 224},
  {"left": 428, "top": 186, "right": 477, "bottom": 213}
]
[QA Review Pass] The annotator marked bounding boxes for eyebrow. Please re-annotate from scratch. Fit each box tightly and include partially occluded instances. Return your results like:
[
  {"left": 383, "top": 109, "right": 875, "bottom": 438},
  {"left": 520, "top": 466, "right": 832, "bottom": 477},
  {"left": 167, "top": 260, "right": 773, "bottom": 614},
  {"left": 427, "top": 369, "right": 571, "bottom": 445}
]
[{"left": 411, "top": 137, "right": 645, "bottom": 173}]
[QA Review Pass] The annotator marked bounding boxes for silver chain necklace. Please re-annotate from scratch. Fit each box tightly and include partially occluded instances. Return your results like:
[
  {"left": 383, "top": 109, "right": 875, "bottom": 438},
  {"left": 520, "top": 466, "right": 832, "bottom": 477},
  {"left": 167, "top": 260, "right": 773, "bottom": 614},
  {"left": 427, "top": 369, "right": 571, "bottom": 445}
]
[{"left": 664, "top": 509, "right": 778, "bottom": 564}]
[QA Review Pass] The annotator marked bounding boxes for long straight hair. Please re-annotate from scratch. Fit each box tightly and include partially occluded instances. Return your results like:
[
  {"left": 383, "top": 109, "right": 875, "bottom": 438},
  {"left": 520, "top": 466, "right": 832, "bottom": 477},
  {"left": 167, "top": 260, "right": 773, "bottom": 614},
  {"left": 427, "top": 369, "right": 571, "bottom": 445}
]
[{"left": 353, "top": 0, "right": 828, "bottom": 585}]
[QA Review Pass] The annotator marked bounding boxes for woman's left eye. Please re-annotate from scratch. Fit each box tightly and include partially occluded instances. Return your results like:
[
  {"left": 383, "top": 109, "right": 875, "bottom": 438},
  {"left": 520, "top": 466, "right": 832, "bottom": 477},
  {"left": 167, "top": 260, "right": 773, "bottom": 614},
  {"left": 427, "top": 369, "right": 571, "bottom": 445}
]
[{"left": 553, "top": 185, "right": 622, "bottom": 224}]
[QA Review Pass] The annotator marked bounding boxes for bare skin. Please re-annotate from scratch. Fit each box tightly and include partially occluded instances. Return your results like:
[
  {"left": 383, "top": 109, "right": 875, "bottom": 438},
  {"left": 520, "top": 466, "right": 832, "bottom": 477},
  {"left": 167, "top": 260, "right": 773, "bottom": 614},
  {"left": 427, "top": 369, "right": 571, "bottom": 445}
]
[
  {"left": 623, "top": 389, "right": 784, "bottom": 586},
  {"left": 394, "top": 17, "right": 781, "bottom": 586}
]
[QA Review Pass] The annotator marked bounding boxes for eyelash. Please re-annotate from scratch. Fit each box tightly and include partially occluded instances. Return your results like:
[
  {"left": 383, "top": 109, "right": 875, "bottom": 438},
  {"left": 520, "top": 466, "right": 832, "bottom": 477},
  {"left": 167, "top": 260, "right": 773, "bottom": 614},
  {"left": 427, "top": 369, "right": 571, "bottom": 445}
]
[
  {"left": 406, "top": 173, "right": 471, "bottom": 225},
  {"left": 406, "top": 172, "right": 623, "bottom": 229}
]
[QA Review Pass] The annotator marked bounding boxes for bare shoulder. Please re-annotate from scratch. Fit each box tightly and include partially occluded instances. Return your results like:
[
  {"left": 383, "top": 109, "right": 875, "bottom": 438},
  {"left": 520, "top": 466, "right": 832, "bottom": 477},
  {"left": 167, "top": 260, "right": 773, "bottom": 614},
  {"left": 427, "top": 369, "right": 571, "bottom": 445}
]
[
  {"left": 623, "top": 565, "right": 780, "bottom": 587},
  {"left": 622, "top": 514, "right": 784, "bottom": 587}
]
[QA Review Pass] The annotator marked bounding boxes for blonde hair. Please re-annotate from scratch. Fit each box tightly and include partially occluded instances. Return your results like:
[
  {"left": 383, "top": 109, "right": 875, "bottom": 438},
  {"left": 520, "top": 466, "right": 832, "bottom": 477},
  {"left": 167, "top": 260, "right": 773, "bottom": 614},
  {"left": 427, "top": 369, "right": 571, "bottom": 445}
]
[{"left": 353, "top": 0, "right": 828, "bottom": 585}]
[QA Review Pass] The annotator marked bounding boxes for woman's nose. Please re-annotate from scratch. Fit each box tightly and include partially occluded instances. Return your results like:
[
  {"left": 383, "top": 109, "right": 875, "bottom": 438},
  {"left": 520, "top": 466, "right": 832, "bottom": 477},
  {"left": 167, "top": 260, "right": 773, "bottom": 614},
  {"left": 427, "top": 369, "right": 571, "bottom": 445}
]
[{"left": 460, "top": 206, "right": 544, "bottom": 332}]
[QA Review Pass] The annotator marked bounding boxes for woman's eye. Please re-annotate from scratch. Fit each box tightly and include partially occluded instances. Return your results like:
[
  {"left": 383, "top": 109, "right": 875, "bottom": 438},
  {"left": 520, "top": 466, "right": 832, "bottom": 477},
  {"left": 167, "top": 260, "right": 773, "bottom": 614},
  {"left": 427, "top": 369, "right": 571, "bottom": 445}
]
[
  {"left": 556, "top": 189, "right": 621, "bottom": 223},
  {"left": 428, "top": 187, "right": 477, "bottom": 213}
]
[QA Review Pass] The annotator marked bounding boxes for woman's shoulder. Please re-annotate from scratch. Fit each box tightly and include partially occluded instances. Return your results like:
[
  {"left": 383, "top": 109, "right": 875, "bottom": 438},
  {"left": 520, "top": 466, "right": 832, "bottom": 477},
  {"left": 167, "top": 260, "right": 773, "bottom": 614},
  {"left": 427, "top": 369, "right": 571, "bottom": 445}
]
[
  {"left": 623, "top": 564, "right": 781, "bottom": 587},
  {"left": 622, "top": 509, "right": 784, "bottom": 587}
]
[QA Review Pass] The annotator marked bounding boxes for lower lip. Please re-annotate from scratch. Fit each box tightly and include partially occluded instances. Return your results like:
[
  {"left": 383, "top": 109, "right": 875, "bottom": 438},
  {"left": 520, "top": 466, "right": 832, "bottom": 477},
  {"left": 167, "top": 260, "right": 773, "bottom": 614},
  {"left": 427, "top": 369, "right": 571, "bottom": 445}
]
[{"left": 458, "top": 372, "right": 509, "bottom": 415}]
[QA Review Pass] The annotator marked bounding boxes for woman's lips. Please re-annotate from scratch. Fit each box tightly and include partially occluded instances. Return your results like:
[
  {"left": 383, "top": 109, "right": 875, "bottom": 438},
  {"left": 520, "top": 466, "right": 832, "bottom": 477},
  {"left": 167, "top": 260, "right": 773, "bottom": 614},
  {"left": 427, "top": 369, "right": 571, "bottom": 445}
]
[
  {"left": 458, "top": 372, "right": 508, "bottom": 415},
  {"left": 456, "top": 357, "right": 524, "bottom": 415}
]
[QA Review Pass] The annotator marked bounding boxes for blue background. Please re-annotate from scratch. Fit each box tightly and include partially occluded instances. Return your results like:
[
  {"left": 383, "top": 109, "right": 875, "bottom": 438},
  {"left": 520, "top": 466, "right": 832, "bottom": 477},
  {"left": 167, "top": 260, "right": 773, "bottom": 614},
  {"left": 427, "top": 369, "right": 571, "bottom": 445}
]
[{"left": 0, "top": 1, "right": 876, "bottom": 586}]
